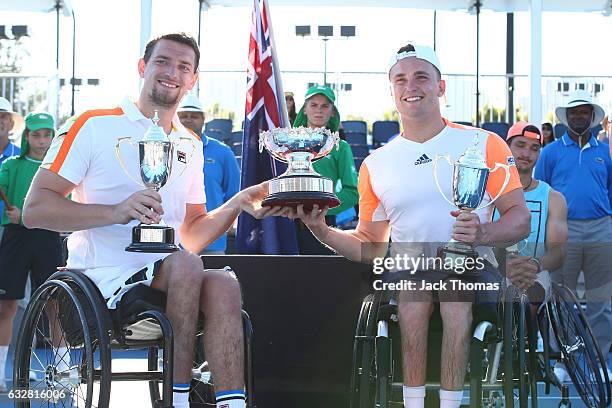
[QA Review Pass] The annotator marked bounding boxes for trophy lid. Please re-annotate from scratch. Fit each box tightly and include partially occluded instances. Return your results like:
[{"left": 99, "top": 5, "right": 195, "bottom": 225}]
[
  {"left": 142, "top": 110, "right": 169, "bottom": 143},
  {"left": 456, "top": 134, "right": 487, "bottom": 169}
]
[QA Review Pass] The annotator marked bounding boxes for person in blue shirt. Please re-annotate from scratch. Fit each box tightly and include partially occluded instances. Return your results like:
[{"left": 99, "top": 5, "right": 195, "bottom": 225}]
[
  {"left": 534, "top": 90, "right": 612, "bottom": 379},
  {"left": 0, "top": 97, "right": 22, "bottom": 244},
  {"left": 177, "top": 94, "right": 240, "bottom": 254}
]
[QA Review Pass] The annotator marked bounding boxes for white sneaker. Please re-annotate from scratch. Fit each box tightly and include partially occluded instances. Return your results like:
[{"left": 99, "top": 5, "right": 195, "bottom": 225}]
[{"left": 554, "top": 362, "right": 571, "bottom": 383}]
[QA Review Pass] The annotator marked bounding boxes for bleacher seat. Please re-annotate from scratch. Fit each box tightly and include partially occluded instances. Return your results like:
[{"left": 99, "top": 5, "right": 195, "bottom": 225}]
[
  {"left": 350, "top": 145, "right": 369, "bottom": 159},
  {"left": 342, "top": 120, "right": 367, "bottom": 135},
  {"left": 372, "top": 120, "right": 399, "bottom": 147},
  {"left": 205, "top": 119, "right": 233, "bottom": 144},
  {"left": 345, "top": 132, "right": 367, "bottom": 147},
  {"left": 481, "top": 122, "right": 510, "bottom": 139}
]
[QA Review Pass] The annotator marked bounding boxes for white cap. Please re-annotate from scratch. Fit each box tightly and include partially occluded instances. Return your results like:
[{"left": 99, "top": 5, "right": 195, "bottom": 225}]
[
  {"left": 0, "top": 96, "right": 24, "bottom": 131},
  {"left": 178, "top": 93, "right": 204, "bottom": 113},
  {"left": 555, "top": 89, "right": 605, "bottom": 129},
  {"left": 388, "top": 43, "right": 441, "bottom": 76}
]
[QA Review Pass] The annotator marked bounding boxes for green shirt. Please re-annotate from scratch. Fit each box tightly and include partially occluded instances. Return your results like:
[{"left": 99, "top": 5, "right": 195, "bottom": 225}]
[
  {"left": 313, "top": 139, "right": 359, "bottom": 216},
  {"left": 0, "top": 156, "right": 42, "bottom": 225}
]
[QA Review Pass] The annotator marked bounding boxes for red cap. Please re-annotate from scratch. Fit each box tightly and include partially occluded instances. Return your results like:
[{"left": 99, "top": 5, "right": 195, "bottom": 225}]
[{"left": 506, "top": 121, "right": 543, "bottom": 144}]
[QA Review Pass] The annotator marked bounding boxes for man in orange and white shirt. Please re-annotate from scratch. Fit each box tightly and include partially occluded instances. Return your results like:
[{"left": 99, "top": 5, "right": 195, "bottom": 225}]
[
  {"left": 288, "top": 44, "right": 530, "bottom": 408},
  {"left": 23, "top": 33, "right": 285, "bottom": 408}
]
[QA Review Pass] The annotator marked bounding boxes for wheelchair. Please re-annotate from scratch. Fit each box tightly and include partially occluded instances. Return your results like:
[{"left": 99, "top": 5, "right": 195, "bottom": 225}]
[
  {"left": 12, "top": 267, "right": 256, "bottom": 408},
  {"left": 350, "top": 281, "right": 611, "bottom": 408}
]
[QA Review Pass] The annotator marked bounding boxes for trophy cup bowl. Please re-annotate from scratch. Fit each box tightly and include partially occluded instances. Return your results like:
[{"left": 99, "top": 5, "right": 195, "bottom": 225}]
[
  {"left": 433, "top": 134, "right": 510, "bottom": 274},
  {"left": 116, "top": 111, "right": 179, "bottom": 253},
  {"left": 259, "top": 126, "right": 341, "bottom": 210}
]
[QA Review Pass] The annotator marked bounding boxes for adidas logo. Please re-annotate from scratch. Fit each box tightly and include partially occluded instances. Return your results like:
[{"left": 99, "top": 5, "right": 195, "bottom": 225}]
[{"left": 414, "top": 154, "right": 432, "bottom": 165}]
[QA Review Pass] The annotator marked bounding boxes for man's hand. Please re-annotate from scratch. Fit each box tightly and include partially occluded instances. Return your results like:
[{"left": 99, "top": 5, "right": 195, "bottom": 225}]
[
  {"left": 112, "top": 189, "right": 164, "bottom": 225},
  {"left": 238, "top": 181, "right": 292, "bottom": 219},
  {"left": 451, "top": 210, "right": 481, "bottom": 245},
  {"left": 6, "top": 206, "right": 21, "bottom": 224},
  {"left": 507, "top": 254, "right": 539, "bottom": 290},
  {"left": 286, "top": 204, "right": 330, "bottom": 241}
]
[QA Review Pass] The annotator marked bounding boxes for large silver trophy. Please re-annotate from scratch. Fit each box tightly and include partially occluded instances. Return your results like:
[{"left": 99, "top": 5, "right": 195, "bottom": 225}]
[
  {"left": 433, "top": 134, "right": 510, "bottom": 269},
  {"left": 116, "top": 111, "right": 193, "bottom": 253},
  {"left": 259, "top": 126, "right": 341, "bottom": 209}
]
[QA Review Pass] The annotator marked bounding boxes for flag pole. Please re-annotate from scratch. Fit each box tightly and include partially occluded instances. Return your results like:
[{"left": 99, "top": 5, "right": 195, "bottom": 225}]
[{"left": 262, "top": 0, "right": 289, "bottom": 127}]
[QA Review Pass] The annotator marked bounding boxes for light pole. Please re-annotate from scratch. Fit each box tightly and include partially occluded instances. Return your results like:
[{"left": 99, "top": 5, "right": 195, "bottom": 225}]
[{"left": 296, "top": 25, "right": 355, "bottom": 88}]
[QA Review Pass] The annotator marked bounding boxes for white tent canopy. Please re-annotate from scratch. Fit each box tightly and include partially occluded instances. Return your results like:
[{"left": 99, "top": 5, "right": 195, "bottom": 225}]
[
  {"left": 201, "top": 0, "right": 612, "bottom": 13},
  {"left": 0, "top": 0, "right": 73, "bottom": 16}
]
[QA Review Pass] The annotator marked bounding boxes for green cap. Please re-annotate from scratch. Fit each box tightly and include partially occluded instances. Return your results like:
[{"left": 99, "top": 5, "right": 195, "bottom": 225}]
[
  {"left": 293, "top": 85, "right": 340, "bottom": 132},
  {"left": 20, "top": 111, "right": 55, "bottom": 158},
  {"left": 304, "top": 85, "right": 335, "bottom": 103},
  {"left": 25, "top": 111, "right": 55, "bottom": 132}
]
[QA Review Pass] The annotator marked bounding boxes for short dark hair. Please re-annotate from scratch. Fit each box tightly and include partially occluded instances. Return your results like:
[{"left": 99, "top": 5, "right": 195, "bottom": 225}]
[{"left": 143, "top": 32, "right": 200, "bottom": 72}]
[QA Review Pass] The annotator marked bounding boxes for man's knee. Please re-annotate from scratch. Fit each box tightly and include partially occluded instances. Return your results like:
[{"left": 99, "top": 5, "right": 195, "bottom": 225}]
[
  {"left": 398, "top": 298, "right": 433, "bottom": 324},
  {"left": 162, "top": 251, "right": 204, "bottom": 284},
  {"left": 439, "top": 302, "right": 472, "bottom": 329},
  {"left": 201, "top": 269, "right": 242, "bottom": 310}
]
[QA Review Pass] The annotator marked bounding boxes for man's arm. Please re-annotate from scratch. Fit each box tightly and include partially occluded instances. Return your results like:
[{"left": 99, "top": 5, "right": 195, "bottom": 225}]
[
  {"left": 541, "top": 189, "right": 567, "bottom": 271},
  {"left": 179, "top": 181, "right": 288, "bottom": 253},
  {"left": 290, "top": 204, "right": 390, "bottom": 263},
  {"left": 23, "top": 168, "right": 164, "bottom": 231},
  {"left": 453, "top": 188, "right": 531, "bottom": 247}
]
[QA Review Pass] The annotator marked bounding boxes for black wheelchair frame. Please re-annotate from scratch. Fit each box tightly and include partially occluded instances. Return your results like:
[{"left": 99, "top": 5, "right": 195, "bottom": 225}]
[
  {"left": 12, "top": 267, "right": 256, "bottom": 408},
  {"left": 350, "top": 283, "right": 611, "bottom": 408}
]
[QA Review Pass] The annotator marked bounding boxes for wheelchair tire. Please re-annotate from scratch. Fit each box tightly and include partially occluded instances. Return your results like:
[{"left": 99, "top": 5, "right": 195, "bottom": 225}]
[
  {"left": 13, "top": 279, "right": 111, "bottom": 408},
  {"left": 518, "top": 294, "right": 528, "bottom": 408},
  {"left": 548, "top": 284, "right": 611, "bottom": 408},
  {"left": 350, "top": 293, "right": 377, "bottom": 408}
]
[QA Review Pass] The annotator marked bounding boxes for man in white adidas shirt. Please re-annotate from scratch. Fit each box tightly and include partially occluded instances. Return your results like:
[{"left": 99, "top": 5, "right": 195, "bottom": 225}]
[
  {"left": 286, "top": 44, "right": 530, "bottom": 408},
  {"left": 23, "top": 33, "right": 285, "bottom": 408}
]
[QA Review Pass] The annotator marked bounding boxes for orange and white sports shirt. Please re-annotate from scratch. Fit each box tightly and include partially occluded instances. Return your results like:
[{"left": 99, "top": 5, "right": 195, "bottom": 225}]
[
  {"left": 359, "top": 119, "right": 521, "bottom": 261},
  {"left": 42, "top": 97, "right": 205, "bottom": 276}
]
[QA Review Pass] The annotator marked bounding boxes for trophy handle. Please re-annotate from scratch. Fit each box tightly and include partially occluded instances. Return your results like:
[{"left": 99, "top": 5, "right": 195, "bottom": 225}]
[
  {"left": 165, "top": 137, "right": 196, "bottom": 188},
  {"left": 115, "top": 137, "right": 144, "bottom": 187},
  {"left": 475, "top": 162, "right": 511, "bottom": 210},
  {"left": 432, "top": 154, "right": 457, "bottom": 207}
]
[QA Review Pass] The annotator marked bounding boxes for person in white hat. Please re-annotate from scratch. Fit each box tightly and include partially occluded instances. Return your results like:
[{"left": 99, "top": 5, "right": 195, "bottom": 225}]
[
  {"left": 285, "top": 43, "right": 530, "bottom": 408},
  {"left": 535, "top": 90, "right": 612, "bottom": 381},
  {"left": 177, "top": 93, "right": 240, "bottom": 255}
]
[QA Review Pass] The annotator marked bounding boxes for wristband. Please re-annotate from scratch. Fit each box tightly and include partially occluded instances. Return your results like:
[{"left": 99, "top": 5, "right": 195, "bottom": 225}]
[{"left": 529, "top": 257, "right": 542, "bottom": 273}]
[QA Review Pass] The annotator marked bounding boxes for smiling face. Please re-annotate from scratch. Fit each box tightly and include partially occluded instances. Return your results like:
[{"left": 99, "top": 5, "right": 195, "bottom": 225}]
[
  {"left": 304, "top": 94, "right": 334, "bottom": 129},
  {"left": 138, "top": 39, "right": 199, "bottom": 109},
  {"left": 508, "top": 136, "right": 541, "bottom": 174},
  {"left": 389, "top": 57, "right": 445, "bottom": 121}
]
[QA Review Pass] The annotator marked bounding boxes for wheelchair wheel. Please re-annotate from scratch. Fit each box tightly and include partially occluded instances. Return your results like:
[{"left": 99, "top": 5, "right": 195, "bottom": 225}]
[
  {"left": 547, "top": 284, "right": 611, "bottom": 408},
  {"left": 350, "top": 293, "right": 377, "bottom": 408},
  {"left": 503, "top": 287, "right": 516, "bottom": 408},
  {"left": 13, "top": 278, "right": 111, "bottom": 408}
]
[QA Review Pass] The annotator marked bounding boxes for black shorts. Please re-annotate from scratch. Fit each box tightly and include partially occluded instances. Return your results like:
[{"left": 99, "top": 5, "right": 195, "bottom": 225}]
[{"left": 0, "top": 224, "right": 63, "bottom": 300}]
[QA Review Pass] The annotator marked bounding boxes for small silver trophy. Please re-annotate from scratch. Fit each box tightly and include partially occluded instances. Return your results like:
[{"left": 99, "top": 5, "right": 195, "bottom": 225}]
[
  {"left": 433, "top": 134, "right": 510, "bottom": 270},
  {"left": 259, "top": 126, "right": 341, "bottom": 209},
  {"left": 116, "top": 111, "right": 193, "bottom": 253}
]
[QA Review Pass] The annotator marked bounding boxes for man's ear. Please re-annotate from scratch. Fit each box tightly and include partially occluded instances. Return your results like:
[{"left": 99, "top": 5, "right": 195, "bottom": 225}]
[
  {"left": 138, "top": 58, "right": 145, "bottom": 78},
  {"left": 438, "top": 79, "right": 446, "bottom": 98}
]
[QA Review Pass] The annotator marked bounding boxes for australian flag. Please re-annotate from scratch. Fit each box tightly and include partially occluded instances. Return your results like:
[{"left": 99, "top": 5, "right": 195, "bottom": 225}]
[{"left": 235, "top": 0, "right": 298, "bottom": 254}]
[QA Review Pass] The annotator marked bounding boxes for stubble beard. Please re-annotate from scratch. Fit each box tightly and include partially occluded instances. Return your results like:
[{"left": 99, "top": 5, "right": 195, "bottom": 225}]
[{"left": 150, "top": 86, "right": 180, "bottom": 109}]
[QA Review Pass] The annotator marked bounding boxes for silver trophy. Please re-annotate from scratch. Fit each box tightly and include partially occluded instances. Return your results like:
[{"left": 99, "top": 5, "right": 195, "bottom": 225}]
[
  {"left": 433, "top": 134, "right": 510, "bottom": 270},
  {"left": 116, "top": 111, "right": 194, "bottom": 253},
  {"left": 259, "top": 126, "right": 341, "bottom": 209}
]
